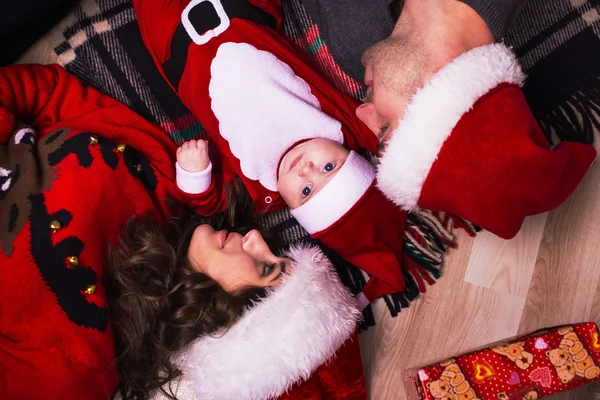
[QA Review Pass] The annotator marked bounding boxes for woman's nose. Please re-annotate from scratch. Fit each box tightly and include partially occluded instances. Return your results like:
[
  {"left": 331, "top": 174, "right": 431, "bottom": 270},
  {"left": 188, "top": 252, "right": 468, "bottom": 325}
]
[{"left": 242, "top": 229, "right": 261, "bottom": 253}]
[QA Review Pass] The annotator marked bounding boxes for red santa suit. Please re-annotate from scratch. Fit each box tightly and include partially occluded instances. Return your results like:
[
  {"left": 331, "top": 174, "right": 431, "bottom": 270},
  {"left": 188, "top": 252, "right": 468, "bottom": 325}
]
[
  {"left": 133, "top": 0, "right": 415, "bottom": 309},
  {"left": 0, "top": 64, "right": 365, "bottom": 400},
  {"left": 133, "top": 0, "right": 379, "bottom": 213}
]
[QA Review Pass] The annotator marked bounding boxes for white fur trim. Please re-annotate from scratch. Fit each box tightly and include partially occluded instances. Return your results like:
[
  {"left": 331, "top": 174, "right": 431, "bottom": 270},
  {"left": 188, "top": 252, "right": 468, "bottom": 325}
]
[
  {"left": 290, "top": 151, "right": 375, "bottom": 234},
  {"left": 377, "top": 43, "right": 525, "bottom": 210},
  {"left": 209, "top": 42, "right": 344, "bottom": 192},
  {"left": 174, "top": 245, "right": 361, "bottom": 400},
  {"left": 175, "top": 162, "right": 213, "bottom": 194}
]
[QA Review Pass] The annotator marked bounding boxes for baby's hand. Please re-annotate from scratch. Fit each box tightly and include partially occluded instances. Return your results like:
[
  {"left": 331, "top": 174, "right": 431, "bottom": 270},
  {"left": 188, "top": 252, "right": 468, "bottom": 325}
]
[{"left": 177, "top": 140, "right": 210, "bottom": 172}]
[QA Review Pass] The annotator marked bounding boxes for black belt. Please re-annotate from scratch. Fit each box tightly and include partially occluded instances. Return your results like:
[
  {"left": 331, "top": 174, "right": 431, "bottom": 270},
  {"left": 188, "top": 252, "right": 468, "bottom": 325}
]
[{"left": 163, "top": 0, "right": 277, "bottom": 90}]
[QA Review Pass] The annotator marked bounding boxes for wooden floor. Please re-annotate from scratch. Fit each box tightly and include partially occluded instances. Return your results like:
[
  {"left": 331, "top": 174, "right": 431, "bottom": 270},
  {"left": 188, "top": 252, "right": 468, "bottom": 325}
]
[
  {"left": 17, "top": 14, "right": 600, "bottom": 400},
  {"left": 359, "top": 135, "right": 600, "bottom": 399}
]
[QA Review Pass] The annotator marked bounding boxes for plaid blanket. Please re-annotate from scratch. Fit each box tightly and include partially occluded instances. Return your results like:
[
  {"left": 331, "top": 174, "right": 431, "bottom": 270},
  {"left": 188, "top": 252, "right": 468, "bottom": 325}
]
[
  {"left": 505, "top": 0, "right": 600, "bottom": 144},
  {"left": 51, "top": 0, "right": 599, "bottom": 326}
]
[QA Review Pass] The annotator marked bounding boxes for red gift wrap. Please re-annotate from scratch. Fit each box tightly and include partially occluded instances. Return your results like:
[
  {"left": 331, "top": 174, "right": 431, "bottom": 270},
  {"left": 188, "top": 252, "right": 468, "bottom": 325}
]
[{"left": 411, "top": 322, "right": 600, "bottom": 400}]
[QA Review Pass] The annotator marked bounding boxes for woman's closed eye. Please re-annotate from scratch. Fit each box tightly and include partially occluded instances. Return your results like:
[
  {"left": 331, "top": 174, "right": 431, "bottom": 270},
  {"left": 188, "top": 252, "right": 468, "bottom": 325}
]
[{"left": 262, "top": 263, "right": 275, "bottom": 277}]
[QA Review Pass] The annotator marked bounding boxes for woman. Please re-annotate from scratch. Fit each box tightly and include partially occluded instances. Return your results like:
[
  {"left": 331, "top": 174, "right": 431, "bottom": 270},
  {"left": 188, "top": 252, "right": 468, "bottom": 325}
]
[
  {"left": 110, "top": 182, "right": 365, "bottom": 400},
  {"left": 0, "top": 64, "right": 364, "bottom": 400}
]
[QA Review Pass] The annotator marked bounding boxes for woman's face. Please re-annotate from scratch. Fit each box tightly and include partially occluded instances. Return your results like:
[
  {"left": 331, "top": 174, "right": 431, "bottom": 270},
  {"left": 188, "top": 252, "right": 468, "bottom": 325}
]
[{"left": 188, "top": 225, "right": 289, "bottom": 292}]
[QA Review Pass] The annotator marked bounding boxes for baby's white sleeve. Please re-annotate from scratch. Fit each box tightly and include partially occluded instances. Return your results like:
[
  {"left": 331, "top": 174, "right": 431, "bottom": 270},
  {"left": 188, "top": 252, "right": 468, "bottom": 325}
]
[{"left": 175, "top": 162, "right": 213, "bottom": 194}]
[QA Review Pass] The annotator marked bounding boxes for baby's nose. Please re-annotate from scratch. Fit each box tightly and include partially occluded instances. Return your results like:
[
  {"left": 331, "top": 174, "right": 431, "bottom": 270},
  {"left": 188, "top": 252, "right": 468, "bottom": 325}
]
[{"left": 299, "top": 161, "right": 314, "bottom": 176}]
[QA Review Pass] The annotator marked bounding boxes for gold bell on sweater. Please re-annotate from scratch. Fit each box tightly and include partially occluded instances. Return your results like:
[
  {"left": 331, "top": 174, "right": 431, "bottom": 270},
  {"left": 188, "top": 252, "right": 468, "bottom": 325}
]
[
  {"left": 84, "top": 285, "right": 96, "bottom": 295},
  {"left": 116, "top": 143, "right": 126, "bottom": 152},
  {"left": 89, "top": 135, "right": 99, "bottom": 145},
  {"left": 49, "top": 220, "right": 61, "bottom": 233},
  {"left": 67, "top": 256, "right": 79, "bottom": 266}
]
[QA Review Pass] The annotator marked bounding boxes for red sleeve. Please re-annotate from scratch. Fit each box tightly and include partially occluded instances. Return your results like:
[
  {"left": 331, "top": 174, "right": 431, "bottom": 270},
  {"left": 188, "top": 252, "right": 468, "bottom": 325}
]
[
  {"left": 0, "top": 64, "right": 180, "bottom": 182},
  {"left": 179, "top": 173, "right": 229, "bottom": 215},
  {"left": 0, "top": 64, "right": 125, "bottom": 132},
  {"left": 178, "top": 156, "right": 244, "bottom": 215}
]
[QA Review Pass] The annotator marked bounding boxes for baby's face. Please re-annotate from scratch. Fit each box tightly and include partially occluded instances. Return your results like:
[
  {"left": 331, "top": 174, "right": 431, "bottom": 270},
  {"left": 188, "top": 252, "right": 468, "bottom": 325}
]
[{"left": 278, "top": 138, "right": 349, "bottom": 209}]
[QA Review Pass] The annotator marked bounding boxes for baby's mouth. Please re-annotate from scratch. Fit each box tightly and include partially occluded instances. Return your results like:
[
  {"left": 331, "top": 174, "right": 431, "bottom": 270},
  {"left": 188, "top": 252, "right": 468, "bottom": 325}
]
[{"left": 289, "top": 153, "right": 303, "bottom": 172}]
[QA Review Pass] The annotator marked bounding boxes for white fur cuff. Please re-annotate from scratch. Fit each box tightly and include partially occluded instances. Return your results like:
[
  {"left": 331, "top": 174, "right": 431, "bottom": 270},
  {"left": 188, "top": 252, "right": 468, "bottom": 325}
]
[
  {"left": 175, "top": 162, "right": 213, "bottom": 194},
  {"left": 377, "top": 43, "right": 525, "bottom": 210}
]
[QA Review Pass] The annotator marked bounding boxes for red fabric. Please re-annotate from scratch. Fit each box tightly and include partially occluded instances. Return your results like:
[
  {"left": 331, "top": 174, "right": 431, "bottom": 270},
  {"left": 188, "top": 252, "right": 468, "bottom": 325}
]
[
  {"left": 133, "top": 0, "right": 378, "bottom": 215},
  {"left": 133, "top": 0, "right": 407, "bottom": 304},
  {"left": 414, "top": 322, "right": 600, "bottom": 399},
  {"left": 420, "top": 84, "right": 597, "bottom": 239},
  {"left": 133, "top": 0, "right": 407, "bottom": 303},
  {"left": 0, "top": 64, "right": 185, "bottom": 398},
  {"left": 133, "top": 3, "right": 372, "bottom": 397},
  {"left": 312, "top": 184, "right": 407, "bottom": 302},
  {"left": 0, "top": 64, "right": 366, "bottom": 400},
  {"left": 281, "top": 330, "right": 367, "bottom": 400}
]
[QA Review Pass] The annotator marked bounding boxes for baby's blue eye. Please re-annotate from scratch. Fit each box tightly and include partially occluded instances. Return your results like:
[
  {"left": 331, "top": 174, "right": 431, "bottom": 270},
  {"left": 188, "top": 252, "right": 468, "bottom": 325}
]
[
  {"left": 302, "top": 186, "right": 312, "bottom": 197},
  {"left": 323, "top": 163, "right": 335, "bottom": 172}
]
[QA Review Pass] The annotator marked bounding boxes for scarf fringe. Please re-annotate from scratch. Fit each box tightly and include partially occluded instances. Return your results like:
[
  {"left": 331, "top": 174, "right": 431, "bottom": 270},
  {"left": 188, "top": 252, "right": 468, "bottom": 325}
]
[
  {"left": 377, "top": 210, "right": 457, "bottom": 319},
  {"left": 538, "top": 74, "right": 600, "bottom": 145},
  {"left": 437, "top": 212, "right": 479, "bottom": 237}
]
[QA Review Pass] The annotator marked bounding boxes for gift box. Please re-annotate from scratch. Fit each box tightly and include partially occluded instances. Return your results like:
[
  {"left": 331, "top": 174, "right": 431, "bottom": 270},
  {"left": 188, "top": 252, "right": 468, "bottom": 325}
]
[{"left": 407, "top": 322, "right": 600, "bottom": 400}]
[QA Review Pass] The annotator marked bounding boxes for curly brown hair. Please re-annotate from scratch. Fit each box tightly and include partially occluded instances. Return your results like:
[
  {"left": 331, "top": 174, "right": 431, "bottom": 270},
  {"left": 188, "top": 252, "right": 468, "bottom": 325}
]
[{"left": 107, "top": 181, "right": 271, "bottom": 400}]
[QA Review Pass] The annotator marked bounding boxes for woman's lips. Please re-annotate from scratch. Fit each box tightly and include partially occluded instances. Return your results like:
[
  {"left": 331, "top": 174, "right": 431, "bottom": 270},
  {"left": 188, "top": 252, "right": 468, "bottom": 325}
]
[
  {"left": 224, "top": 232, "right": 239, "bottom": 246},
  {"left": 219, "top": 230, "right": 227, "bottom": 248}
]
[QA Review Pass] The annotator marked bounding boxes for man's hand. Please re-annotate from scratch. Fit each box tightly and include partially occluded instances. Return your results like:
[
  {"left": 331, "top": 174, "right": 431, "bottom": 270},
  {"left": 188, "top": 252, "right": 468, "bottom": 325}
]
[{"left": 176, "top": 139, "right": 210, "bottom": 172}]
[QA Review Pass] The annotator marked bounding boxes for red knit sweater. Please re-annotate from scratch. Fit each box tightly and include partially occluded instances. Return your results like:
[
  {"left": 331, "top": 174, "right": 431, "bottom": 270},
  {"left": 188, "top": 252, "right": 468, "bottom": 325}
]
[{"left": 0, "top": 64, "right": 185, "bottom": 399}]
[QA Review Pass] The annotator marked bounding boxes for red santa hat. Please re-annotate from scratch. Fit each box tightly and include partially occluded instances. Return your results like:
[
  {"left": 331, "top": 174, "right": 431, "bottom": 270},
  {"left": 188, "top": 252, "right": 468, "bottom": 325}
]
[
  {"left": 155, "top": 244, "right": 366, "bottom": 400},
  {"left": 377, "top": 44, "right": 597, "bottom": 239},
  {"left": 290, "top": 150, "right": 408, "bottom": 308}
]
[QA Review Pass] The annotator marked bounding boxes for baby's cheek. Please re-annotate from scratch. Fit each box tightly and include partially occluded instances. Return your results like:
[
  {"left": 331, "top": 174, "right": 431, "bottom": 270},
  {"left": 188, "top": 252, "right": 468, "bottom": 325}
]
[{"left": 277, "top": 175, "right": 300, "bottom": 209}]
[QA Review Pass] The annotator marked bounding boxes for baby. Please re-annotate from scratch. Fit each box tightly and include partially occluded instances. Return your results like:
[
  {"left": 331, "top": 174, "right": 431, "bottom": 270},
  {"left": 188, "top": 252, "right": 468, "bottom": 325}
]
[{"left": 134, "top": 0, "right": 415, "bottom": 307}]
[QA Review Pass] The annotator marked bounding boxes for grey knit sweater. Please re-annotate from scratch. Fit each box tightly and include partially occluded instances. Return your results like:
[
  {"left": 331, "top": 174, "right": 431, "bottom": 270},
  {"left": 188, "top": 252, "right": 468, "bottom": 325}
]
[{"left": 299, "top": 0, "right": 525, "bottom": 81}]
